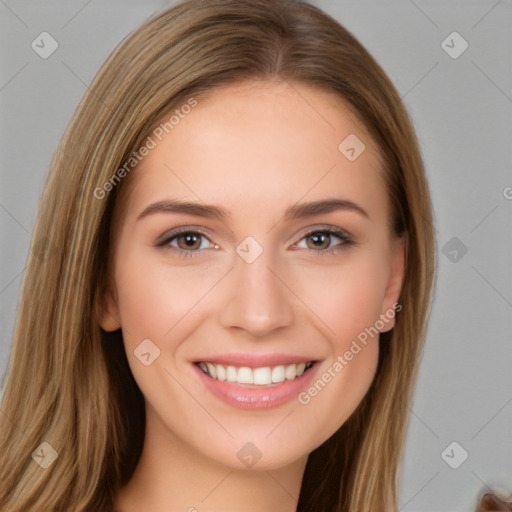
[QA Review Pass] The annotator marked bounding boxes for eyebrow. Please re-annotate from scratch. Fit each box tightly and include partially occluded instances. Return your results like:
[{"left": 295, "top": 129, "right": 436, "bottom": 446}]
[{"left": 136, "top": 197, "right": 370, "bottom": 222}]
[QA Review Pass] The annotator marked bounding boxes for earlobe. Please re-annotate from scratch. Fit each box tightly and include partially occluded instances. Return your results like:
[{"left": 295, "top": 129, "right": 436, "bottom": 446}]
[
  {"left": 379, "top": 234, "right": 406, "bottom": 333},
  {"left": 97, "top": 286, "right": 121, "bottom": 332}
]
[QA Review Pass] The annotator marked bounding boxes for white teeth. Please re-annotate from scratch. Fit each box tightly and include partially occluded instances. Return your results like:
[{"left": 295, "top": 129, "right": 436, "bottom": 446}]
[
  {"left": 215, "top": 364, "right": 226, "bottom": 381},
  {"left": 237, "top": 367, "right": 253, "bottom": 384},
  {"left": 296, "top": 363, "right": 306, "bottom": 376},
  {"left": 253, "top": 367, "right": 272, "bottom": 385},
  {"left": 226, "top": 365, "right": 237, "bottom": 382},
  {"left": 285, "top": 364, "right": 296, "bottom": 380},
  {"left": 206, "top": 363, "right": 216, "bottom": 379},
  {"left": 198, "top": 361, "right": 313, "bottom": 385},
  {"left": 271, "top": 365, "right": 285, "bottom": 383}
]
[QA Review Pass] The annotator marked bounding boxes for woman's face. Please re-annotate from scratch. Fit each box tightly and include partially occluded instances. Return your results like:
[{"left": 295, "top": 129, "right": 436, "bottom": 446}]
[{"left": 100, "top": 79, "right": 405, "bottom": 471}]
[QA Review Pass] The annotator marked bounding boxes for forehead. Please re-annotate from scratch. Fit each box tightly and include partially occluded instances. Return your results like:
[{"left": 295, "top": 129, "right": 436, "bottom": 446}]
[{"left": 117, "top": 79, "right": 387, "bottom": 224}]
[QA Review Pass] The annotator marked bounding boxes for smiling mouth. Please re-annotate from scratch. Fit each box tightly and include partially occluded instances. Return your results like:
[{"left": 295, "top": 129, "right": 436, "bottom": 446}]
[{"left": 196, "top": 361, "right": 315, "bottom": 386}]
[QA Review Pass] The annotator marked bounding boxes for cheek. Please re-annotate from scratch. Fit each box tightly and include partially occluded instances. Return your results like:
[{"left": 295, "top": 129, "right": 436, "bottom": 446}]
[
  {"left": 113, "top": 250, "right": 220, "bottom": 341},
  {"left": 289, "top": 251, "right": 386, "bottom": 438},
  {"left": 293, "top": 250, "right": 389, "bottom": 342},
  {"left": 305, "top": 258, "right": 383, "bottom": 368}
]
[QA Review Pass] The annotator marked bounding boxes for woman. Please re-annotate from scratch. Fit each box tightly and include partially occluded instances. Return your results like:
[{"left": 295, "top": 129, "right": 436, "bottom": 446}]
[{"left": 0, "top": 0, "right": 436, "bottom": 510}]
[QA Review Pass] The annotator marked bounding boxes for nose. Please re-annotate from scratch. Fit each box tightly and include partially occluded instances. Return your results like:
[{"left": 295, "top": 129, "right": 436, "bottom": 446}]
[{"left": 218, "top": 245, "right": 295, "bottom": 338}]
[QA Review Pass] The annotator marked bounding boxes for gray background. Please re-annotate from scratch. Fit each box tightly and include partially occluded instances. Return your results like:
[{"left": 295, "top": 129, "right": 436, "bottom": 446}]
[{"left": 1, "top": 1, "right": 511, "bottom": 510}]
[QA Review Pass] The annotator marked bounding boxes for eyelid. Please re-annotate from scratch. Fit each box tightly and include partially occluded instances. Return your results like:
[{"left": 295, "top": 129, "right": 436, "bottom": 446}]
[
  {"left": 154, "top": 225, "right": 214, "bottom": 247},
  {"left": 295, "top": 223, "right": 353, "bottom": 241}
]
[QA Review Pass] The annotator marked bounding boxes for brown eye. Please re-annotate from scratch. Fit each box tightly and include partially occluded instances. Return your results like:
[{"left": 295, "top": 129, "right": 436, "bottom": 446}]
[
  {"left": 297, "top": 229, "right": 352, "bottom": 254},
  {"left": 306, "top": 232, "right": 332, "bottom": 250},
  {"left": 156, "top": 229, "right": 215, "bottom": 258},
  {"left": 175, "top": 232, "right": 203, "bottom": 250}
]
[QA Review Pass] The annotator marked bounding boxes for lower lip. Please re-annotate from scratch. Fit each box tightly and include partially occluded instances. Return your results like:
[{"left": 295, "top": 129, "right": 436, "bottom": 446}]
[{"left": 193, "top": 363, "right": 319, "bottom": 410}]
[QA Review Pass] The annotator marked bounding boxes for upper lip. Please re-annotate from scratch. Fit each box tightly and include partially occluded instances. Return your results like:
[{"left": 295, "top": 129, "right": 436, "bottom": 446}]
[{"left": 193, "top": 352, "right": 317, "bottom": 367}]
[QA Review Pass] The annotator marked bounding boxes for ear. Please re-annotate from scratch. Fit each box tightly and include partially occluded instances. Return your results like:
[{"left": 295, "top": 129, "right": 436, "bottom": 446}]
[
  {"left": 379, "top": 234, "right": 406, "bottom": 333},
  {"left": 96, "top": 285, "right": 122, "bottom": 332}
]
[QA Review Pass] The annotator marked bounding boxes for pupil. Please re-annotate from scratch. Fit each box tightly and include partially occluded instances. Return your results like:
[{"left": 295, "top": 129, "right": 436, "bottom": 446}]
[
  {"left": 183, "top": 234, "right": 199, "bottom": 248},
  {"left": 311, "top": 233, "right": 328, "bottom": 249}
]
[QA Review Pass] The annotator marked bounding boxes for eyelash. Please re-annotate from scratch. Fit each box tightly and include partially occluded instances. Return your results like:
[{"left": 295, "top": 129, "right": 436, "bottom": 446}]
[{"left": 155, "top": 225, "right": 355, "bottom": 259}]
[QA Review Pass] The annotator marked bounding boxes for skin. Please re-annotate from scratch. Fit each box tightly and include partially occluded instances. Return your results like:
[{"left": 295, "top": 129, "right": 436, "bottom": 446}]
[{"left": 101, "top": 79, "right": 405, "bottom": 512}]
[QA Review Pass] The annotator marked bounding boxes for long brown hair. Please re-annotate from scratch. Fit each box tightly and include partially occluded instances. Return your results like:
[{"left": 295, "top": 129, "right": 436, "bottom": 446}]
[{"left": 0, "top": 1, "right": 435, "bottom": 510}]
